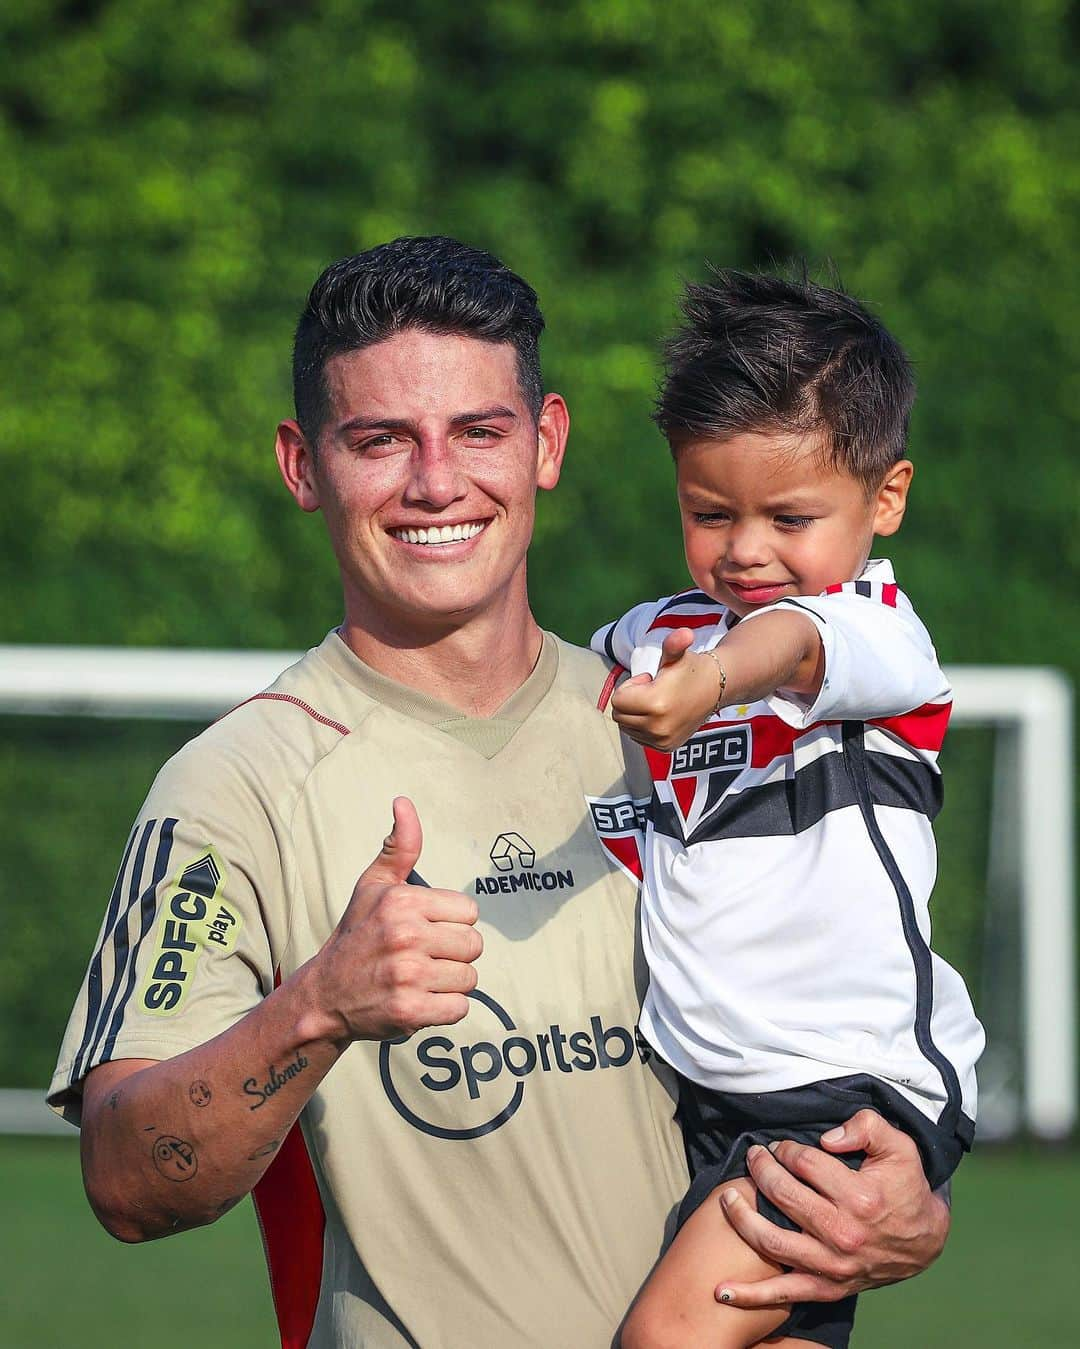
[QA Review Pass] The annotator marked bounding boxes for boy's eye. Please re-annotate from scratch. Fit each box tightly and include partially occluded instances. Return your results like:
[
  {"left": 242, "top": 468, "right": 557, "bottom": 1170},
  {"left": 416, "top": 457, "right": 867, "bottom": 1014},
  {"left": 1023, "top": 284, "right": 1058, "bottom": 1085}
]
[
  {"left": 776, "top": 514, "right": 815, "bottom": 529},
  {"left": 691, "top": 511, "right": 730, "bottom": 525}
]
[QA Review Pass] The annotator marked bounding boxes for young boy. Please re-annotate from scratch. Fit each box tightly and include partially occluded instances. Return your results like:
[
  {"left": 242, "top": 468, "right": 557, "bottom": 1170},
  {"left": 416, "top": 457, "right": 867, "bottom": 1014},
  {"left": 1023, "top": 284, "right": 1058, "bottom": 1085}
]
[{"left": 592, "top": 270, "right": 984, "bottom": 1349}]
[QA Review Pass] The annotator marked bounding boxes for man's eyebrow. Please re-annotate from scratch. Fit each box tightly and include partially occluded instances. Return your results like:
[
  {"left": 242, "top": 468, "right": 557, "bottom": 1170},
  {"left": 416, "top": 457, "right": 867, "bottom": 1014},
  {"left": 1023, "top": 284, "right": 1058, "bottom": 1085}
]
[
  {"left": 334, "top": 406, "right": 518, "bottom": 436},
  {"left": 448, "top": 406, "right": 518, "bottom": 428}
]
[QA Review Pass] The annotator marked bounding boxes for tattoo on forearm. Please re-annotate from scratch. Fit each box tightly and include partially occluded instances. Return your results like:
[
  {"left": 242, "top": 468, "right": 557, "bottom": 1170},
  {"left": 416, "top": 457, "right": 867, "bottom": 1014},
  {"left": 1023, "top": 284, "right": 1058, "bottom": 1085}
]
[
  {"left": 188, "top": 1080, "right": 212, "bottom": 1108},
  {"left": 151, "top": 1135, "right": 199, "bottom": 1182},
  {"left": 247, "top": 1139, "right": 282, "bottom": 1161},
  {"left": 242, "top": 1050, "right": 310, "bottom": 1111},
  {"left": 108, "top": 1090, "right": 122, "bottom": 1111},
  {"left": 214, "top": 1194, "right": 243, "bottom": 1216}
]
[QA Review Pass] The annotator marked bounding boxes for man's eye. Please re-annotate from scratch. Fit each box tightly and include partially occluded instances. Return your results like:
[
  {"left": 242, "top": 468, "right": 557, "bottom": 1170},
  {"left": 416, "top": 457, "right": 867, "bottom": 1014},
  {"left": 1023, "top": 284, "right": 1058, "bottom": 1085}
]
[
  {"left": 776, "top": 515, "right": 815, "bottom": 529},
  {"left": 463, "top": 426, "right": 498, "bottom": 440}
]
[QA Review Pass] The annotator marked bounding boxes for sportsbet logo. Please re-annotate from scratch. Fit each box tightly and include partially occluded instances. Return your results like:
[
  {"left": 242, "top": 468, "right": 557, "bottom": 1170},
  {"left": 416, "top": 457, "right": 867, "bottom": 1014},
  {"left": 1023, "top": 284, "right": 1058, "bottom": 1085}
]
[
  {"left": 139, "top": 850, "right": 242, "bottom": 1015},
  {"left": 380, "top": 989, "right": 637, "bottom": 1140}
]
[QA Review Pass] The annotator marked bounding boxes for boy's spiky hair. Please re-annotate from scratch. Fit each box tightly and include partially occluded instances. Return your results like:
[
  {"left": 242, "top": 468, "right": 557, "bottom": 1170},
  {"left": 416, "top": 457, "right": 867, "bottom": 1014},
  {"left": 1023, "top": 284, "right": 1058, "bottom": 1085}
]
[{"left": 654, "top": 267, "right": 915, "bottom": 490}]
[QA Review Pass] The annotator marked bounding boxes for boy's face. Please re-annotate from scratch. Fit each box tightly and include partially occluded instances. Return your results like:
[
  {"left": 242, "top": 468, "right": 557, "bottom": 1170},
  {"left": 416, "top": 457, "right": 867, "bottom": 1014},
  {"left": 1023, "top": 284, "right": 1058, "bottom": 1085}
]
[{"left": 675, "top": 430, "right": 912, "bottom": 617}]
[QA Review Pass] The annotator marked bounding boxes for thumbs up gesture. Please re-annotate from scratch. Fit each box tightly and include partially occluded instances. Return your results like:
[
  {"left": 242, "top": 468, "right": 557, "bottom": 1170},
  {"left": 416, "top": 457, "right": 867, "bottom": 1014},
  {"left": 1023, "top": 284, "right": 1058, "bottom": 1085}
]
[
  {"left": 311, "top": 797, "right": 483, "bottom": 1042},
  {"left": 611, "top": 627, "right": 724, "bottom": 752}
]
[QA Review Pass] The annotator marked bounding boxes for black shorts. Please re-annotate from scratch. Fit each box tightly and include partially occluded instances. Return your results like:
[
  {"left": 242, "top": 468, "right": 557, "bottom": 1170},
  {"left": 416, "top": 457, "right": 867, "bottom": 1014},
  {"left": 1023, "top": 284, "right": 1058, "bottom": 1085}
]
[{"left": 674, "top": 1073, "right": 972, "bottom": 1349}]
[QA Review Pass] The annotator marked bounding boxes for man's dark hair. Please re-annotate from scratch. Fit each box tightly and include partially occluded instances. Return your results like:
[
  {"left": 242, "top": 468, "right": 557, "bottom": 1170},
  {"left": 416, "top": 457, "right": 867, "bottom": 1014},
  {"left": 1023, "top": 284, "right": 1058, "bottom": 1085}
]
[
  {"left": 654, "top": 267, "right": 915, "bottom": 491},
  {"left": 293, "top": 235, "right": 545, "bottom": 446}
]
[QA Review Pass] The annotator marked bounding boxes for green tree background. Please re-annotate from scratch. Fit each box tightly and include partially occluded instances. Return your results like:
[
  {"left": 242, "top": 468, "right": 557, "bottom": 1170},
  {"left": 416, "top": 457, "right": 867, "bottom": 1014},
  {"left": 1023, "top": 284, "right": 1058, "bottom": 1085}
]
[{"left": 1, "top": 0, "right": 1077, "bottom": 1087}]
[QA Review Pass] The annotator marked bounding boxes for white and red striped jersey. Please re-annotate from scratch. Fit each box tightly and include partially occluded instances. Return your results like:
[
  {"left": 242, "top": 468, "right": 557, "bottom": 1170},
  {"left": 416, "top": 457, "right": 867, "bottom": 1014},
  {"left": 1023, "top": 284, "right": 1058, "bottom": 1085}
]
[{"left": 591, "top": 558, "right": 982, "bottom": 1138}]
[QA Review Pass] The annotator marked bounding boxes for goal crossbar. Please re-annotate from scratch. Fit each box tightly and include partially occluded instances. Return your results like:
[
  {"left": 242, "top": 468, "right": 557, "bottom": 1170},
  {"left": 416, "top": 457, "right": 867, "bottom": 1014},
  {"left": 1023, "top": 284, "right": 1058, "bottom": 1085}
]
[{"left": 0, "top": 645, "right": 1073, "bottom": 1140}]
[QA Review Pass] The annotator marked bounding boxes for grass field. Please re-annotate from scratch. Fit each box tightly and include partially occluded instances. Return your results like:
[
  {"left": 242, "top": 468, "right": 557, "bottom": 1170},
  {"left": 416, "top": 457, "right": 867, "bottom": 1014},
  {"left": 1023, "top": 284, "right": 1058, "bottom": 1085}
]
[{"left": 4, "top": 1137, "right": 1077, "bottom": 1347}]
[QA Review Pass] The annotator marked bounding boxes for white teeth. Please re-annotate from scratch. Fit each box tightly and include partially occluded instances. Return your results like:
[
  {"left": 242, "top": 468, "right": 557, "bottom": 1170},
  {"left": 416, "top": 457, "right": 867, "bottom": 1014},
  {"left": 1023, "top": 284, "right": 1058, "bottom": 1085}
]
[{"left": 392, "top": 522, "right": 485, "bottom": 545}]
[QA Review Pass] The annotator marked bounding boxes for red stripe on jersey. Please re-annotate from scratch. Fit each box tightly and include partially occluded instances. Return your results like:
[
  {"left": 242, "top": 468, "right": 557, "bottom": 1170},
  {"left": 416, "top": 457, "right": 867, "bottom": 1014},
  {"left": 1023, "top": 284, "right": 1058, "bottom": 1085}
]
[
  {"left": 597, "top": 664, "right": 624, "bottom": 712},
  {"left": 253, "top": 970, "right": 326, "bottom": 1349},
  {"left": 692, "top": 715, "right": 823, "bottom": 769},
  {"left": 870, "top": 701, "right": 952, "bottom": 751},
  {"left": 881, "top": 583, "right": 898, "bottom": 607},
  {"left": 824, "top": 583, "right": 845, "bottom": 595},
  {"left": 647, "top": 613, "right": 721, "bottom": 630},
  {"left": 219, "top": 692, "right": 351, "bottom": 736}
]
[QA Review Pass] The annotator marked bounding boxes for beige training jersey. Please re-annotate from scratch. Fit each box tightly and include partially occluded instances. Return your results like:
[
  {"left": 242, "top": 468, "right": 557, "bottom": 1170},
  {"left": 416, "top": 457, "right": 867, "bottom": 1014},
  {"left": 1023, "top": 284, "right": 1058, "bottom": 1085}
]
[{"left": 50, "top": 632, "right": 689, "bottom": 1349}]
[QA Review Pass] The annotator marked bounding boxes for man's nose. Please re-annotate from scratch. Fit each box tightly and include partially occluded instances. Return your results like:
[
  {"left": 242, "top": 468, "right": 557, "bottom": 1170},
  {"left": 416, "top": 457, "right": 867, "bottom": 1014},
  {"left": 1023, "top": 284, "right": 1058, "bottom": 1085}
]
[{"left": 402, "top": 439, "right": 467, "bottom": 509}]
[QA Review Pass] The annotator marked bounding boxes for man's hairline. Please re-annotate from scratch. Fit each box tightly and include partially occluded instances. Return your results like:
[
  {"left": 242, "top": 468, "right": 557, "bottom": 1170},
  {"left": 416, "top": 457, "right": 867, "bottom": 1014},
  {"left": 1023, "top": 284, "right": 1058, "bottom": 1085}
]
[{"left": 302, "top": 326, "right": 543, "bottom": 455}]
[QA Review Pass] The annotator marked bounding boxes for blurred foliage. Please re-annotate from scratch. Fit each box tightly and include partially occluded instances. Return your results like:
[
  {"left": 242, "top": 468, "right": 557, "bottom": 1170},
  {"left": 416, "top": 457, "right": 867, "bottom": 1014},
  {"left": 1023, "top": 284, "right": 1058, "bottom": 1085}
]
[
  {"left": 1, "top": 0, "right": 1078, "bottom": 661},
  {"left": 1, "top": 2, "right": 1077, "bottom": 1085}
]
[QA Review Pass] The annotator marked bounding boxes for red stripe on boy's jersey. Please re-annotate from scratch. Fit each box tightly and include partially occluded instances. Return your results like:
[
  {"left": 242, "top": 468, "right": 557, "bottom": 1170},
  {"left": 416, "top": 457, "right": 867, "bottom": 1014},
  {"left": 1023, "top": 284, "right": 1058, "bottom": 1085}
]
[
  {"left": 870, "top": 700, "right": 952, "bottom": 751},
  {"left": 647, "top": 612, "right": 722, "bottom": 631},
  {"left": 649, "top": 702, "right": 949, "bottom": 785},
  {"left": 824, "top": 580, "right": 900, "bottom": 607}
]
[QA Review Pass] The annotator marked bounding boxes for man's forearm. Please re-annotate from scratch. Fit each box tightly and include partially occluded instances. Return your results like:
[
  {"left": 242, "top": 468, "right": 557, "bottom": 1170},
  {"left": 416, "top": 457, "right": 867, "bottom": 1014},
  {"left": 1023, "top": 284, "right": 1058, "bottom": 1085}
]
[{"left": 81, "top": 958, "right": 345, "bottom": 1242}]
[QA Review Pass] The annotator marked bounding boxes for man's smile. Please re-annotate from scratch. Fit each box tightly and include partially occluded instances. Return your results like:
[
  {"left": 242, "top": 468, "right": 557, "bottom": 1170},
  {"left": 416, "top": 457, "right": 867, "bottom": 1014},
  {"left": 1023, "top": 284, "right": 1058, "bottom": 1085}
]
[{"left": 387, "top": 520, "right": 490, "bottom": 547}]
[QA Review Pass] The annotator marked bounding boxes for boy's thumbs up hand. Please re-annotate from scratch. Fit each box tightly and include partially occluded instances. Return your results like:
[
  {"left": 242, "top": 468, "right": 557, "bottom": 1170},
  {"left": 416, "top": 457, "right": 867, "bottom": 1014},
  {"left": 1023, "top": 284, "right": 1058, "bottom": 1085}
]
[
  {"left": 610, "top": 628, "right": 724, "bottom": 753},
  {"left": 310, "top": 796, "right": 483, "bottom": 1043}
]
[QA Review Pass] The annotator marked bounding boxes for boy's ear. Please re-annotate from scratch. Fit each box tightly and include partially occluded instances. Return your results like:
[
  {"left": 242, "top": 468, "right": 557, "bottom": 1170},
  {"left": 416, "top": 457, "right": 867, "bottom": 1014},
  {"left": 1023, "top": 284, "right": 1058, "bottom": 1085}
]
[{"left": 873, "top": 460, "right": 913, "bottom": 537}]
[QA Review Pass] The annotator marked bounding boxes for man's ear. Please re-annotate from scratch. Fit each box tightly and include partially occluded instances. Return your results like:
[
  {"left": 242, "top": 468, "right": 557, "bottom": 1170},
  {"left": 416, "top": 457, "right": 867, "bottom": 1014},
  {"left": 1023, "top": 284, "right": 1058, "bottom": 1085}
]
[
  {"left": 535, "top": 393, "right": 570, "bottom": 491},
  {"left": 873, "top": 460, "right": 913, "bottom": 537},
  {"left": 276, "top": 420, "right": 321, "bottom": 513}
]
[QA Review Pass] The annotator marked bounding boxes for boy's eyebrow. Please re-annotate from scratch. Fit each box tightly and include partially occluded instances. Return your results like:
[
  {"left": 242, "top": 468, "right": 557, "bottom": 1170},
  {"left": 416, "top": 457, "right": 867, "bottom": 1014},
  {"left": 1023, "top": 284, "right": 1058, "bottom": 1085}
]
[{"left": 678, "top": 488, "right": 832, "bottom": 511}]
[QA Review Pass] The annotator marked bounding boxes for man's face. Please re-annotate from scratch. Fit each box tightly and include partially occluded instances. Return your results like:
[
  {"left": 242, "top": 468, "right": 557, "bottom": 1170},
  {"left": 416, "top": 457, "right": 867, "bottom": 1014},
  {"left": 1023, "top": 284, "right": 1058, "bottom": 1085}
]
[
  {"left": 279, "top": 329, "right": 566, "bottom": 637},
  {"left": 677, "top": 430, "right": 911, "bottom": 617}
]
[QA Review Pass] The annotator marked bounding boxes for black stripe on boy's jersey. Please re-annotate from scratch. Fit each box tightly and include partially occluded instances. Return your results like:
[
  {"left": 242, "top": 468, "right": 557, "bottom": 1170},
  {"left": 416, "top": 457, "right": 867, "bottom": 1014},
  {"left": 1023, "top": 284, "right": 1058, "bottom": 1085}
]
[
  {"left": 854, "top": 581, "right": 872, "bottom": 598},
  {"left": 99, "top": 819, "right": 177, "bottom": 1065},
  {"left": 658, "top": 590, "right": 716, "bottom": 613},
  {"left": 601, "top": 622, "right": 618, "bottom": 665},
  {"left": 69, "top": 825, "right": 140, "bottom": 1085},
  {"left": 842, "top": 723, "right": 964, "bottom": 1134},
  {"left": 651, "top": 748, "right": 941, "bottom": 847}
]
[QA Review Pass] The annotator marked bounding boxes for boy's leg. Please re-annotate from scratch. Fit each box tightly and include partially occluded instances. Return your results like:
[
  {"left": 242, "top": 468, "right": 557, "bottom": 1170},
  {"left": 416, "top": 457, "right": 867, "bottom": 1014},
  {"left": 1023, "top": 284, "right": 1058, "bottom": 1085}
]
[{"left": 620, "top": 1177, "right": 793, "bottom": 1349}]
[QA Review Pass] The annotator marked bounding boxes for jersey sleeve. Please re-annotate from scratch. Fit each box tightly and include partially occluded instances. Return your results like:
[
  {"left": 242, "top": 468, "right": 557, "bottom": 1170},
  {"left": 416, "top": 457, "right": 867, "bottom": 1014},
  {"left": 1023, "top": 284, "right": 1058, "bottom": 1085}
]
[
  {"left": 737, "top": 580, "right": 951, "bottom": 728},
  {"left": 48, "top": 735, "right": 287, "bottom": 1124}
]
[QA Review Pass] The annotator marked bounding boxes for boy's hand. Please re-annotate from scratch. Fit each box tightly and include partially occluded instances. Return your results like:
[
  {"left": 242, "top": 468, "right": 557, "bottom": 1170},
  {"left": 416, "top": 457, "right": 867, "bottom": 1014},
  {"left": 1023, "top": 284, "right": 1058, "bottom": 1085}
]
[{"left": 610, "top": 628, "right": 723, "bottom": 752}]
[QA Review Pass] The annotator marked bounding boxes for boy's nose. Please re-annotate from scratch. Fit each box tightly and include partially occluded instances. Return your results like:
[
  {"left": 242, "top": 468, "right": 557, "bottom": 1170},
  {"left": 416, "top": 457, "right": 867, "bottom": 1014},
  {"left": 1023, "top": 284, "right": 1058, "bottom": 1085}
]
[{"left": 723, "top": 519, "right": 772, "bottom": 568}]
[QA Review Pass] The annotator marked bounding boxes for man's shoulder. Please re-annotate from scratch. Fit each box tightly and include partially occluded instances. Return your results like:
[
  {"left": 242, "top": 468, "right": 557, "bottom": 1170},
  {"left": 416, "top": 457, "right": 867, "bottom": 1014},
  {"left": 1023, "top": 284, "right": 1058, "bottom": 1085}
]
[
  {"left": 146, "top": 636, "right": 370, "bottom": 809},
  {"left": 549, "top": 634, "right": 619, "bottom": 699}
]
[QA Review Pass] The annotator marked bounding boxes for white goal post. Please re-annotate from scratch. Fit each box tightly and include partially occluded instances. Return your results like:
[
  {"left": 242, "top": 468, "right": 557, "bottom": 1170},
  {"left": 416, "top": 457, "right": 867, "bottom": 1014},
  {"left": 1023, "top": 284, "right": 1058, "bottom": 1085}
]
[{"left": 0, "top": 645, "right": 1074, "bottom": 1141}]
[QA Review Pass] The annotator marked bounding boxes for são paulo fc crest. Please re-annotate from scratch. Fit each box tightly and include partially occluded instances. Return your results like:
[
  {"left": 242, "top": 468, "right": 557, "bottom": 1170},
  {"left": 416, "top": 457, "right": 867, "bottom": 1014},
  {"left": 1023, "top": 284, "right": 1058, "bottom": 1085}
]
[{"left": 586, "top": 794, "right": 649, "bottom": 883}]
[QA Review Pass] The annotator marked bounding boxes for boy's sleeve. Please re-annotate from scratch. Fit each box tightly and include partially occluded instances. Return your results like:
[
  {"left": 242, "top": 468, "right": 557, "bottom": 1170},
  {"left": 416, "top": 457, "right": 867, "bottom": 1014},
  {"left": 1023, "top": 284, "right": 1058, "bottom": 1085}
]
[
  {"left": 737, "top": 580, "right": 951, "bottom": 728},
  {"left": 590, "top": 596, "right": 675, "bottom": 678},
  {"left": 48, "top": 736, "right": 287, "bottom": 1125}
]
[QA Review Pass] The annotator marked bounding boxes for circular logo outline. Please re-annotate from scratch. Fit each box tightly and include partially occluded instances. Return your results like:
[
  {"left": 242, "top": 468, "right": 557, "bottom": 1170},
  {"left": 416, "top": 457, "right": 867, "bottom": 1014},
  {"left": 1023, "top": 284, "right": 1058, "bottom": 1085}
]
[{"left": 379, "top": 988, "right": 525, "bottom": 1141}]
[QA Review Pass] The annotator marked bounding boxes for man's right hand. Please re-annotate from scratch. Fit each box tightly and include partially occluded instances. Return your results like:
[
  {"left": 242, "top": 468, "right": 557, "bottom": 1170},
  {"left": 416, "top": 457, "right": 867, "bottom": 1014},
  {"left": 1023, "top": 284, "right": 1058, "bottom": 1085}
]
[{"left": 310, "top": 795, "right": 483, "bottom": 1043}]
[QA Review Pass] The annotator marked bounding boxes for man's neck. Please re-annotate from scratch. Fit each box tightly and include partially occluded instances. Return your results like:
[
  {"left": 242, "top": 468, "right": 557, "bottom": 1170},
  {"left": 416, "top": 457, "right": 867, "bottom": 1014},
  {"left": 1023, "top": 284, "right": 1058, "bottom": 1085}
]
[{"left": 339, "top": 602, "right": 545, "bottom": 718}]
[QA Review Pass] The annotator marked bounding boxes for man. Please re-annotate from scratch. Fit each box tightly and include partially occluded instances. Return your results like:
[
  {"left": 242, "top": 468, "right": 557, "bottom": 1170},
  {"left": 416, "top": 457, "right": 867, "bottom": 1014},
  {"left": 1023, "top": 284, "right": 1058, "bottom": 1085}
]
[{"left": 50, "top": 237, "right": 950, "bottom": 1348}]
